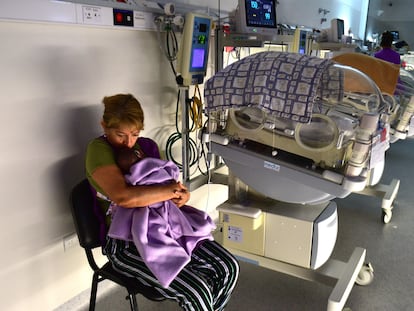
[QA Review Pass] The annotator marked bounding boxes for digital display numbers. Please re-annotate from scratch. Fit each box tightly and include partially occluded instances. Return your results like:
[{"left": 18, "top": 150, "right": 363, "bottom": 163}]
[
  {"left": 199, "top": 23, "right": 207, "bottom": 33},
  {"left": 198, "top": 34, "right": 207, "bottom": 44}
]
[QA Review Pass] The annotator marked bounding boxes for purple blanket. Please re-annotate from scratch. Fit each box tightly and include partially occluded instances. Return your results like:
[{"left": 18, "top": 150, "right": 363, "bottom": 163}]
[{"left": 107, "top": 157, "right": 215, "bottom": 288}]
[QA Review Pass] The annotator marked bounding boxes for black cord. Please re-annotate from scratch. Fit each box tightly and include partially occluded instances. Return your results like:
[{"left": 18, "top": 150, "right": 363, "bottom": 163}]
[{"left": 165, "top": 89, "right": 200, "bottom": 171}]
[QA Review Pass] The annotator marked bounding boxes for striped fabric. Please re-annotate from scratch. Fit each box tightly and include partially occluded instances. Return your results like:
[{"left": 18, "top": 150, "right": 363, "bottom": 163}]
[{"left": 105, "top": 237, "right": 239, "bottom": 311}]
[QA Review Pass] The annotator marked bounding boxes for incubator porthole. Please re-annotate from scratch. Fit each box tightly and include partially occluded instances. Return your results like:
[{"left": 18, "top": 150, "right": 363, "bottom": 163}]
[
  {"left": 230, "top": 106, "right": 266, "bottom": 131},
  {"left": 295, "top": 114, "right": 339, "bottom": 151}
]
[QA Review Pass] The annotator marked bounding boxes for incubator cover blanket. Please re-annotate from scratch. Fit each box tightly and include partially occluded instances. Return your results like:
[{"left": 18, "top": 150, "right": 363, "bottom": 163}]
[
  {"left": 107, "top": 157, "right": 215, "bottom": 288},
  {"left": 204, "top": 51, "right": 341, "bottom": 123}
]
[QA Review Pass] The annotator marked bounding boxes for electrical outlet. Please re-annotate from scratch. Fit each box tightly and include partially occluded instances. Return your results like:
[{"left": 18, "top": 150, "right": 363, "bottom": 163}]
[
  {"left": 63, "top": 233, "right": 79, "bottom": 251},
  {"left": 82, "top": 6, "right": 103, "bottom": 25}
]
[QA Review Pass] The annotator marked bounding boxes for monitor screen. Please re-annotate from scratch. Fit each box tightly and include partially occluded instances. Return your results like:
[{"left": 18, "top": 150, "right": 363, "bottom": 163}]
[
  {"left": 330, "top": 18, "right": 344, "bottom": 42},
  {"left": 245, "top": 0, "right": 277, "bottom": 28},
  {"left": 191, "top": 48, "right": 206, "bottom": 69},
  {"left": 390, "top": 31, "right": 399, "bottom": 41},
  {"left": 236, "top": 0, "right": 277, "bottom": 36}
]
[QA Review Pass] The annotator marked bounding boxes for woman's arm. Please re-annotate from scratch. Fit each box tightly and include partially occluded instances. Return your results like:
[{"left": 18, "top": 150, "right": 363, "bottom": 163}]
[{"left": 91, "top": 164, "right": 186, "bottom": 208}]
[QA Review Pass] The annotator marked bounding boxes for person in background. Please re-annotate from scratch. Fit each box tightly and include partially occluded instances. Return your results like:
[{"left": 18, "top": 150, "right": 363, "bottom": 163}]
[
  {"left": 374, "top": 31, "right": 401, "bottom": 66},
  {"left": 85, "top": 93, "right": 239, "bottom": 311}
]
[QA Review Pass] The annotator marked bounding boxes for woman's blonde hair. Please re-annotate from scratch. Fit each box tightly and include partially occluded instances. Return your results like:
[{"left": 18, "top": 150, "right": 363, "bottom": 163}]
[{"left": 102, "top": 94, "right": 144, "bottom": 130}]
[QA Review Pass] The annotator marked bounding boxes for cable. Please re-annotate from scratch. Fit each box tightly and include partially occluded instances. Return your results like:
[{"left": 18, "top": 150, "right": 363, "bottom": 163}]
[
  {"left": 190, "top": 85, "right": 204, "bottom": 131},
  {"left": 154, "top": 15, "right": 179, "bottom": 78},
  {"left": 165, "top": 89, "right": 201, "bottom": 171},
  {"left": 154, "top": 15, "right": 208, "bottom": 175}
]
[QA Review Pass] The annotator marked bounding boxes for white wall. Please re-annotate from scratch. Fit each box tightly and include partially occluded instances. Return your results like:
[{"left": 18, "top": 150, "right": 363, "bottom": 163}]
[
  {"left": 0, "top": 1, "right": 368, "bottom": 310},
  {"left": 0, "top": 19, "right": 179, "bottom": 311},
  {"left": 277, "top": 0, "right": 369, "bottom": 40}
]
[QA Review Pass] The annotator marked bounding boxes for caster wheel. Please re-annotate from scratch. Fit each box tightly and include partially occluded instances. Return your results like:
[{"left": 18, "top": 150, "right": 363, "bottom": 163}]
[
  {"left": 356, "top": 262, "right": 374, "bottom": 286},
  {"left": 382, "top": 209, "right": 392, "bottom": 224}
]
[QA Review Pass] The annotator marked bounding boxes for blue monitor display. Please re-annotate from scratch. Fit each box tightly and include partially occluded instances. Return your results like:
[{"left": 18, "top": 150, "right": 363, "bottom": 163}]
[
  {"left": 390, "top": 31, "right": 399, "bottom": 41},
  {"left": 191, "top": 48, "right": 206, "bottom": 69},
  {"left": 245, "top": 0, "right": 276, "bottom": 28}
]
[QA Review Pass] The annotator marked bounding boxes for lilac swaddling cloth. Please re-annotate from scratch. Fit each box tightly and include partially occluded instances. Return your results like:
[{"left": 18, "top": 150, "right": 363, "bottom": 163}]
[{"left": 107, "top": 157, "right": 215, "bottom": 287}]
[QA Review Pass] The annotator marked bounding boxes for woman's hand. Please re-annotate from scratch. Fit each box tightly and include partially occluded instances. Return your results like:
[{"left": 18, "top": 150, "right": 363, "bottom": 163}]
[{"left": 171, "top": 182, "right": 190, "bottom": 207}]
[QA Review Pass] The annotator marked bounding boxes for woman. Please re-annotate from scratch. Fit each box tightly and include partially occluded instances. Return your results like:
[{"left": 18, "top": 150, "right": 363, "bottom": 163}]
[
  {"left": 85, "top": 93, "right": 239, "bottom": 311},
  {"left": 374, "top": 30, "right": 401, "bottom": 66}
]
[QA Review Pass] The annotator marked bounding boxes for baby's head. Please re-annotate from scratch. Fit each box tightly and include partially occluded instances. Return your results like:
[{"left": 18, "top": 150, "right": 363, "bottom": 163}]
[{"left": 115, "top": 147, "right": 143, "bottom": 174}]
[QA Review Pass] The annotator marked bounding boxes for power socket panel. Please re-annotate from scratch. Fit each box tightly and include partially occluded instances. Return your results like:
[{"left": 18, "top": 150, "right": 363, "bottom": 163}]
[{"left": 82, "top": 5, "right": 103, "bottom": 25}]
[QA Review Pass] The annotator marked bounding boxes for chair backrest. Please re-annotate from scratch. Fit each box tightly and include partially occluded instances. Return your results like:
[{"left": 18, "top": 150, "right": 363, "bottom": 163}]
[{"left": 70, "top": 179, "right": 104, "bottom": 250}]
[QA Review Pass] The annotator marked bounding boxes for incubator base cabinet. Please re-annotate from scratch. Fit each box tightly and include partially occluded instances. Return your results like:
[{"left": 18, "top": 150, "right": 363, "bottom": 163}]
[
  {"left": 215, "top": 227, "right": 370, "bottom": 311},
  {"left": 215, "top": 198, "right": 373, "bottom": 311},
  {"left": 218, "top": 200, "right": 337, "bottom": 270}
]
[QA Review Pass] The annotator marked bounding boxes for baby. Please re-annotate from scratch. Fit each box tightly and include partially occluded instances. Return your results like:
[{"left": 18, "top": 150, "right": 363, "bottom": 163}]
[
  {"left": 115, "top": 146, "right": 187, "bottom": 199},
  {"left": 115, "top": 146, "right": 145, "bottom": 174}
]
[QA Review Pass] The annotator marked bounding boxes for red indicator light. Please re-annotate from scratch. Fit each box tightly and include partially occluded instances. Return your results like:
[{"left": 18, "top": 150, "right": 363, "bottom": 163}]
[{"left": 115, "top": 12, "right": 123, "bottom": 23}]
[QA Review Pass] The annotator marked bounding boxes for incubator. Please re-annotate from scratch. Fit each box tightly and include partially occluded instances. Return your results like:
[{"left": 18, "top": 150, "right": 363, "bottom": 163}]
[
  {"left": 205, "top": 52, "right": 392, "bottom": 204},
  {"left": 392, "top": 68, "right": 414, "bottom": 140},
  {"left": 204, "top": 51, "right": 382, "bottom": 310},
  {"left": 332, "top": 52, "right": 414, "bottom": 142}
]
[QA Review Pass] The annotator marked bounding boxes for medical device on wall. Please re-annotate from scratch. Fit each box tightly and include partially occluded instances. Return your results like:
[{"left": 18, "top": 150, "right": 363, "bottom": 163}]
[
  {"left": 176, "top": 12, "right": 212, "bottom": 86},
  {"left": 292, "top": 28, "right": 309, "bottom": 54},
  {"left": 330, "top": 18, "right": 345, "bottom": 42},
  {"left": 317, "top": 18, "right": 345, "bottom": 43},
  {"left": 234, "top": 0, "right": 278, "bottom": 38}
]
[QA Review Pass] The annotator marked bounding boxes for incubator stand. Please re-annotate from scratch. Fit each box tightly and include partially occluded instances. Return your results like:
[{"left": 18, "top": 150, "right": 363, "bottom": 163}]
[
  {"left": 210, "top": 141, "right": 374, "bottom": 311},
  {"left": 213, "top": 175, "right": 372, "bottom": 311},
  {"left": 203, "top": 51, "right": 385, "bottom": 310}
]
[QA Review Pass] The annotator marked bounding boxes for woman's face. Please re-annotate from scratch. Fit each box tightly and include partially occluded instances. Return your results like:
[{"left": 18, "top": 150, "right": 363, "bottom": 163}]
[{"left": 102, "top": 122, "right": 141, "bottom": 148}]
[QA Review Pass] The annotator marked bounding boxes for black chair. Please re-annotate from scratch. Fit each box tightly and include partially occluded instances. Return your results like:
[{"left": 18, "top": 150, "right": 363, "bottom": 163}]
[{"left": 70, "top": 179, "right": 166, "bottom": 311}]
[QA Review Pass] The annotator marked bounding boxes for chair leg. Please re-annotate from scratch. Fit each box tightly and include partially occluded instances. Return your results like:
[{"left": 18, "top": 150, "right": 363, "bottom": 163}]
[
  {"left": 127, "top": 293, "right": 139, "bottom": 311},
  {"left": 89, "top": 273, "right": 99, "bottom": 311}
]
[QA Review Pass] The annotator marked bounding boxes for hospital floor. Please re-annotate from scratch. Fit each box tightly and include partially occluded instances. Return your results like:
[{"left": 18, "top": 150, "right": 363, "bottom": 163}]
[{"left": 59, "top": 138, "right": 414, "bottom": 311}]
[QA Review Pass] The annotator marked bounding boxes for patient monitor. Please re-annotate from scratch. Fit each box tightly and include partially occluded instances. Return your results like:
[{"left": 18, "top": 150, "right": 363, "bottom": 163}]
[
  {"left": 205, "top": 52, "right": 380, "bottom": 310},
  {"left": 233, "top": 0, "right": 278, "bottom": 39},
  {"left": 176, "top": 12, "right": 212, "bottom": 86}
]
